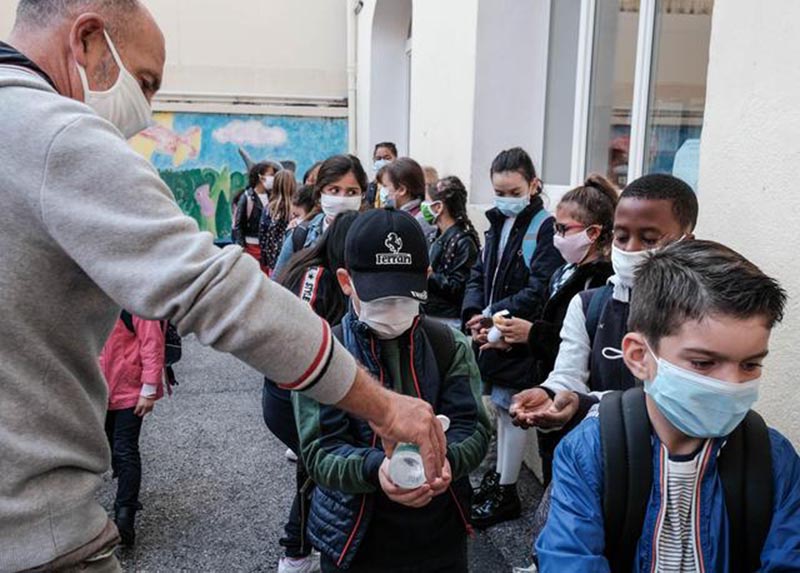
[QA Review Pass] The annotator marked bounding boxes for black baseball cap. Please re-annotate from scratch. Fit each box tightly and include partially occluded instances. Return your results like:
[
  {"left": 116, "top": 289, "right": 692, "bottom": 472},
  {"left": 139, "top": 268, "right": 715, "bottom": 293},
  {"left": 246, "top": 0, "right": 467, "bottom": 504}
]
[{"left": 345, "top": 208, "right": 430, "bottom": 302}]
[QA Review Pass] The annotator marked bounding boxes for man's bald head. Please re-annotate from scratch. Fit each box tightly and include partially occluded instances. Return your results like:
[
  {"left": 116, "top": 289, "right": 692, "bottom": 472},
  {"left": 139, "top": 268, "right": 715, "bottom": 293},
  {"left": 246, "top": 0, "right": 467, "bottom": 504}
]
[
  {"left": 16, "top": 1, "right": 140, "bottom": 33},
  {"left": 10, "top": 0, "right": 165, "bottom": 105}
]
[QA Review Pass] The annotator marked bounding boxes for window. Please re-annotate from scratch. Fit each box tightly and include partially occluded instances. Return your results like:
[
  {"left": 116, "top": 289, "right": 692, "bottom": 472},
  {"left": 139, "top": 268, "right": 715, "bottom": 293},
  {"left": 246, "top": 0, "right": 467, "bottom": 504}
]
[
  {"left": 567, "top": 0, "right": 714, "bottom": 192},
  {"left": 585, "top": 0, "right": 639, "bottom": 188},
  {"left": 643, "top": 1, "right": 713, "bottom": 190}
]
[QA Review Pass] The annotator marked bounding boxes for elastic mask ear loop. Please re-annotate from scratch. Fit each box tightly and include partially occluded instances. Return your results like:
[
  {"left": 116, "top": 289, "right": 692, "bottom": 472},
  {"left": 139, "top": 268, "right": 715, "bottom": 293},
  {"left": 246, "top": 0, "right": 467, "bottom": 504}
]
[{"left": 601, "top": 347, "right": 625, "bottom": 360}]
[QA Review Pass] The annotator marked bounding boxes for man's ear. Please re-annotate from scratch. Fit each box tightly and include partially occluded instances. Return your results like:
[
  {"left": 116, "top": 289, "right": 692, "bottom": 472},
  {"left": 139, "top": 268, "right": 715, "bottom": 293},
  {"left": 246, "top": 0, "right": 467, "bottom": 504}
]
[
  {"left": 336, "top": 269, "right": 353, "bottom": 296},
  {"left": 622, "top": 332, "right": 654, "bottom": 381},
  {"left": 69, "top": 13, "right": 106, "bottom": 68}
]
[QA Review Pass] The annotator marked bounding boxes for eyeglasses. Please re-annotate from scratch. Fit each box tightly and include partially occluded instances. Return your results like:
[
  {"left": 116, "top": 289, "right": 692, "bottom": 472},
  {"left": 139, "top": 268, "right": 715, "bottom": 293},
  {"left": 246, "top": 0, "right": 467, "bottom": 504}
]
[{"left": 553, "top": 222, "right": 586, "bottom": 237}]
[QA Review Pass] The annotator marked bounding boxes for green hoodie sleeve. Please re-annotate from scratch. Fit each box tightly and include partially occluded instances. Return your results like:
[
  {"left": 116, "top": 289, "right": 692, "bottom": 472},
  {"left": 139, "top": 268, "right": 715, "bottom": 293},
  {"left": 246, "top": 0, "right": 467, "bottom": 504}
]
[
  {"left": 292, "top": 392, "right": 386, "bottom": 494},
  {"left": 439, "top": 330, "right": 491, "bottom": 481}
]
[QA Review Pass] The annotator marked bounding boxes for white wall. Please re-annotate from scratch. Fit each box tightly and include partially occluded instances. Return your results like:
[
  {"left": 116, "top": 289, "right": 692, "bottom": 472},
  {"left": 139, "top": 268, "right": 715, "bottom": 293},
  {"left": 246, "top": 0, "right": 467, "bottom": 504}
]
[
  {"left": 1, "top": 0, "right": 347, "bottom": 102},
  {"left": 0, "top": 1, "right": 17, "bottom": 38},
  {"left": 469, "top": 0, "right": 550, "bottom": 204},
  {"left": 407, "top": 0, "right": 480, "bottom": 186},
  {"left": 142, "top": 0, "right": 347, "bottom": 100},
  {"left": 699, "top": 0, "right": 800, "bottom": 446}
]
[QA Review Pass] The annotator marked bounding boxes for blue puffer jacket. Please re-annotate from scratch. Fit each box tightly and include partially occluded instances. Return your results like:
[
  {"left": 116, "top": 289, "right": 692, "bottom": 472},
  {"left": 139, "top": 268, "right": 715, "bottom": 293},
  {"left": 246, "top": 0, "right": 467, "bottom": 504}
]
[
  {"left": 293, "top": 312, "right": 490, "bottom": 569},
  {"left": 536, "top": 416, "right": 800, "bottom": 572}
]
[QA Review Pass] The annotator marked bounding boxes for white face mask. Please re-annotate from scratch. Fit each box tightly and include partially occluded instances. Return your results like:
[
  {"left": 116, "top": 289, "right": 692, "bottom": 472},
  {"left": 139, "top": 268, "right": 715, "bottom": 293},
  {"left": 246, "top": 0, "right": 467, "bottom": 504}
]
[
  {"left": 357, "top": 296, "right": 420, "bottom": 340},
  {"left": 320, "top": 193, "right": 361, "bottom": 218},
  {"left": 261, "top": 175, "right": 275, "bottom": 191},
  {"left": 76, "top": 30, "right": 153, "bottom": 139},
  {"left": 611, "top": 244, "right": 651, "bottom": 288}
]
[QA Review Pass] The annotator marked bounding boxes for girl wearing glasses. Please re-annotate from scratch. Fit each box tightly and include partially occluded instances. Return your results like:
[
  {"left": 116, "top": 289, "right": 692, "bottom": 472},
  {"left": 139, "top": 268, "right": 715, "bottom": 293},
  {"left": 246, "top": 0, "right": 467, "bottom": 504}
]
[{"left": 481, "top": 174, "right": 618, "bottom": 485}]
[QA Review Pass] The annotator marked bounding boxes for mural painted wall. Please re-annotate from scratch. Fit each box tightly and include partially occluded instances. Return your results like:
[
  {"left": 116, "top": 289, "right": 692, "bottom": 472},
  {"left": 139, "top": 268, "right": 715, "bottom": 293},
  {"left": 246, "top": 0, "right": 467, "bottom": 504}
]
[{"left": 130, "top": 112, "right": 348, "bottom": 239}]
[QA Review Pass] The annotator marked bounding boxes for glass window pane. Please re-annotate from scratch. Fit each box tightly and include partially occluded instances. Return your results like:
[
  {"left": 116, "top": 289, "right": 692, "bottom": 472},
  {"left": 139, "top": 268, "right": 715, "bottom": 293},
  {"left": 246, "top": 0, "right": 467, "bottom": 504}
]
[
  {"left": 542, "top": 0, "right": 582, "bottom": 186},
  {"left": 585, "top": 0, "right": 639, "bottom": 188},
  {"left": 643, "top": 0, "right": 714, "bottom": 191}
]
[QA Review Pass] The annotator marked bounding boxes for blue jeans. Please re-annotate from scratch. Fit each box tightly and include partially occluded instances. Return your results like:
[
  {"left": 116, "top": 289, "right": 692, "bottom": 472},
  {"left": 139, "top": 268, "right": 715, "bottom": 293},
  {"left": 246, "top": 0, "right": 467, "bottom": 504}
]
[
  {"left": 104, "top": 407, "right": 143, "bottom": 511},
  {"left": 262, "top": 381, "right": 313, "bottom": 558}
]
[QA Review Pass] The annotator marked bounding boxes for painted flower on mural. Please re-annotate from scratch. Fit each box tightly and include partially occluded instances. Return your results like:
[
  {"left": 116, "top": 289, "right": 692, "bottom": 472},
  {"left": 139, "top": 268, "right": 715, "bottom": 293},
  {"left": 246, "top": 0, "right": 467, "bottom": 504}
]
[{"left": 212, "top": 120, "right": 288, "bottom": 148}]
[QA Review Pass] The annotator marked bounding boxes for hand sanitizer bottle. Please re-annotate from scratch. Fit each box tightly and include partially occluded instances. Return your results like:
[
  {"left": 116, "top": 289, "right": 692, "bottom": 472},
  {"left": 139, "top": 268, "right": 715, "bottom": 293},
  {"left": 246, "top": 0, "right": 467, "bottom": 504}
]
[{"left": 388, "top": 415, "right": 450, "bottom": 489}]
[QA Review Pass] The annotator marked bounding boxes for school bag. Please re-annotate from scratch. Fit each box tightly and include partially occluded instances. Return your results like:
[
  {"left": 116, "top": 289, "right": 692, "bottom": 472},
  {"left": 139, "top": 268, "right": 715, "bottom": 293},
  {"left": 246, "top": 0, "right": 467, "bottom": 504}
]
[
  {"left": 120, "top": 311, "right": 183, "bottom": 387},
  {"left": 291, "top": 220, "right": 311, "bottom": 254},
  {"left": 521, "top": 209, "right": 552, "bottom": 268},
  {"left": 582, "top": 284, "right": 614, "bottom": 346},
  {"left": 599, "top": 387, "right": 773, "bottom": 573}
]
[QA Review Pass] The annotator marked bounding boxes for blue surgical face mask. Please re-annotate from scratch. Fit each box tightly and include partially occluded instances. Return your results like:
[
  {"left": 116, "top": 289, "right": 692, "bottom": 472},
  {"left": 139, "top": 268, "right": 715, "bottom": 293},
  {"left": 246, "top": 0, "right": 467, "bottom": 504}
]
[
  {"left": 380, "top": 186, "right": 396, "bottom": 208},
  {"left": 643, "top": 342, "right": 760, "bottom": 438},
  {"left": 374, "top": 159, "right": 391, "bottom": 173},
  {"left": 494, "top": 195, "right": 529, "bottom": 218}
]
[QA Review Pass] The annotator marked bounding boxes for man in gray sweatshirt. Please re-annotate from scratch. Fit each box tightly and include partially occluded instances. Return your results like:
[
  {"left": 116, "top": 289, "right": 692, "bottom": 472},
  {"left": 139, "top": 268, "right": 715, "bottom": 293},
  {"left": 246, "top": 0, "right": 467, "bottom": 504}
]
[{"left": 0, "top": 2, "right": 447, "bottom": 571}]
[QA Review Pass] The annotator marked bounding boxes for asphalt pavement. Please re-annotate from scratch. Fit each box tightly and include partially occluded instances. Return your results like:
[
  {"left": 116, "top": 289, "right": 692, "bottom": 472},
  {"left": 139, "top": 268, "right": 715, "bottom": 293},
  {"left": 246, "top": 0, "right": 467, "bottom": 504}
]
[{"left": 98, "top": 336, "right": 542, "bottom": 572}]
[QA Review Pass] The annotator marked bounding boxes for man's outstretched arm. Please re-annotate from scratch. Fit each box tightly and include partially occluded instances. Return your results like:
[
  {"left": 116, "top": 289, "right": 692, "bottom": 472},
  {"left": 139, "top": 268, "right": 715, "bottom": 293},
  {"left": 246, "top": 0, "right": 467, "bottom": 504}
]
[{"left": 40, "top": 113, "right": 446, "bottom": 480}]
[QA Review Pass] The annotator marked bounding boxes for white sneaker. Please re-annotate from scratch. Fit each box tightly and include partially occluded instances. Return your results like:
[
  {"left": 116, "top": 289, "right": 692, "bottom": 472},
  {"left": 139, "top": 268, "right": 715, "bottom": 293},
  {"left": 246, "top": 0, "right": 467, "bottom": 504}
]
[
  {"left": 278, "top": 554, "right": 320, "bottom": 573},
  {"left": 285, "top": 448, "right": 298, "bottom": 463},
  {"left": 512, "top": 564, "right": 538, "bottom": 573}
]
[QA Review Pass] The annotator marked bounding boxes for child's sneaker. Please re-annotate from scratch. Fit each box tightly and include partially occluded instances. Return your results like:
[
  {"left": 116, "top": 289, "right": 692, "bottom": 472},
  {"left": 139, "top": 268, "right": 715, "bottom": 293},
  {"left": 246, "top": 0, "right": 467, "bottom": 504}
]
[{"left": 277, "top": 554, "right": 320, "bottom": 573}]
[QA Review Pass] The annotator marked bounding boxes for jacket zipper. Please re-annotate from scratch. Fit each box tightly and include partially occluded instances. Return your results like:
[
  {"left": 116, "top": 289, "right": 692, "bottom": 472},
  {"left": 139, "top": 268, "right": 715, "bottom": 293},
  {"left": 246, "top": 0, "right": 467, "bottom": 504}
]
[
  {"left": 408, "top": 321, "right": 470, "bottom": 535},
  {"left": 337, "top": 337, "right": 385, "bottom": 567}
]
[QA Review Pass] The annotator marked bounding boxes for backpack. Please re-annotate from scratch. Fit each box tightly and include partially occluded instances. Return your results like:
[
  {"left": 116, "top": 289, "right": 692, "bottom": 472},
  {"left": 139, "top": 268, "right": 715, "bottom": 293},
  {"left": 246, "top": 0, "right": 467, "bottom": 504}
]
[
  {"left": 119, "top": 311, "right": 183, "bottom": 367},
  {"left": 291, "top": 221, "right": 311, "bottom": 254},
  {"left": 599, "top": 387, "right": 774, "bottom": 573},
  {"left": 332, "top": 317, "right": 456, "bottom": 382},
  {"left": 521, "top": 208, "right": 551, "bottom": 268},
  {"left": 582, "top": 284, "right": 614, "bottom": 346}
]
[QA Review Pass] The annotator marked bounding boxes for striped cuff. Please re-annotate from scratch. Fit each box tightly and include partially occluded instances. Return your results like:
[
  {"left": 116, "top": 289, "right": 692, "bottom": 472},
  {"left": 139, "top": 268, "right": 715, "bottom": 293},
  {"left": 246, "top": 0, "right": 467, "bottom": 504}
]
[{"left": 277, "top": 320, "right": 357, "bottom": 405}]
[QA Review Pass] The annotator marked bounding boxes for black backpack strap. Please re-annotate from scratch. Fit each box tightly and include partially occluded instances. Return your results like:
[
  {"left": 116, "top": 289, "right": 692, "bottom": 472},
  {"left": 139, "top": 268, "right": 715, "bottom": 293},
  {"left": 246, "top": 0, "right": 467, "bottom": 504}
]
[
  {"left": 600, "top": 387, "right": 653, "bottom": 572},
  {"left": 583, "top": 285, "right": 614, "bottom": 347},
  {"left": 331, "top": 323, "right": 344, "bottom": 344},
  {"left": 420, "top": 317, "right": 456, "bottom": 381},
  {"left": 718, "top": 410, "right": 773, "bottom": 573},
  {"left": 119, "top": 310, "right": 135, "bottom": 334},
  {"left": 291, "top": 222, "right": 310, "bottom": 254}
]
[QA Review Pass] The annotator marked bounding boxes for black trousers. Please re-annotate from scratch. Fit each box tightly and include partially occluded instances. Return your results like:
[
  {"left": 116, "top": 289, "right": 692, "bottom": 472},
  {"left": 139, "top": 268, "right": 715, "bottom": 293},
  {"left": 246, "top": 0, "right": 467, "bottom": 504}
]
[
  {"left": 104, "top": 407, "right": 144, "bottom": 511},
  {"left": 262, "top": 381, "right": 314, "bottom": 559},
  {"left": 320, "top": 538, "right": 468, "bottom": 573}
]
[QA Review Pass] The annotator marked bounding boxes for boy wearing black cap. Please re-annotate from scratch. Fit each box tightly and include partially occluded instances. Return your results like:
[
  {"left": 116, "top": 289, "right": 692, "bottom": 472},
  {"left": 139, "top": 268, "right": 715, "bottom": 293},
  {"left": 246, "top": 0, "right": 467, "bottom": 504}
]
[{"left": 293, "top": 208, "right": 490, "bottom": 572}]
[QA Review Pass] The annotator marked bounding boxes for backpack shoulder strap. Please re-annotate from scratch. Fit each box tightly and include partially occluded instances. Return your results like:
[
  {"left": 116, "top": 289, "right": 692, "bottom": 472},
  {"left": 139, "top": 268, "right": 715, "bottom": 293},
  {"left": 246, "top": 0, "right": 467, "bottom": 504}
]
[
  {"left": 521, "top": 209, "right": 551, "bottom": 267},
  {"left": 245, "top": 189, "right": 256, "bottom": 219},
  {"left": 600, "top": 387, "right": 653, "bottom": 572},
  {"left": 718, "top": 410, "right": 773, "bottom": 573},
  {"left": 583, "top": 285, "right": 614, "bottom": 347},
  {"left": 292, "top": 221, "right": 311, "bottom": 253},
  {"left": 420, "top": 317, "right": 456, "bottom": 381},
  {"left": 119, "top": 310, "right": 135, "bottom": 334},
  {"left": 331, "top": 323, "right": 344, "bottom": 344}
]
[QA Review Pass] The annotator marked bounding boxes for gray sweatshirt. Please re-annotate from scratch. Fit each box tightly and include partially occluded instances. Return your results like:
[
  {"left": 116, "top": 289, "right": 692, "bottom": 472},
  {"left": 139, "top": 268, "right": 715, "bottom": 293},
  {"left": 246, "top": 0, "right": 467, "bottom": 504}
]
[{"left": 0, "top": 66, "right": 356, "bottom": 571}]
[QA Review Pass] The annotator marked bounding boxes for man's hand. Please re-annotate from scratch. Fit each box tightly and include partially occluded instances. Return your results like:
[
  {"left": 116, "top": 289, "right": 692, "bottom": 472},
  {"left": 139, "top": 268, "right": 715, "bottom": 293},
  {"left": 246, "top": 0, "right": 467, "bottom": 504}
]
[
  {"left": 509, "top": 388, "right": 552, "bottom": 429},
  {"left": 338, "top": 369, "right": 447, "bottom": 483},
  {"left": 379, "top": 458, "right": 434, "bottom": 508},
  {"left": 428, "top": 458, "right": 452, "bottom": 497},
  {"left": 374, "top": 392, "right": 447, "bottom": 483},
  {"left": 496, "top": 317, "right": 533, "bottom": 345},
  {"left": 529, "top": 391, "right": 580, "bottom": 430},
  {"left": 134, "top": 395, "right": 156, "bottom": 417}
]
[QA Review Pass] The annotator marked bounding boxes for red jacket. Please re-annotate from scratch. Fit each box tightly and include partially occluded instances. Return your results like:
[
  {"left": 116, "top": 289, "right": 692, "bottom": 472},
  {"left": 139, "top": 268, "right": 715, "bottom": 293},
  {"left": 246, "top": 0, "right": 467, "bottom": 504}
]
[{"left": 100, "top": 316, "right": 165, "bottom": 411}]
